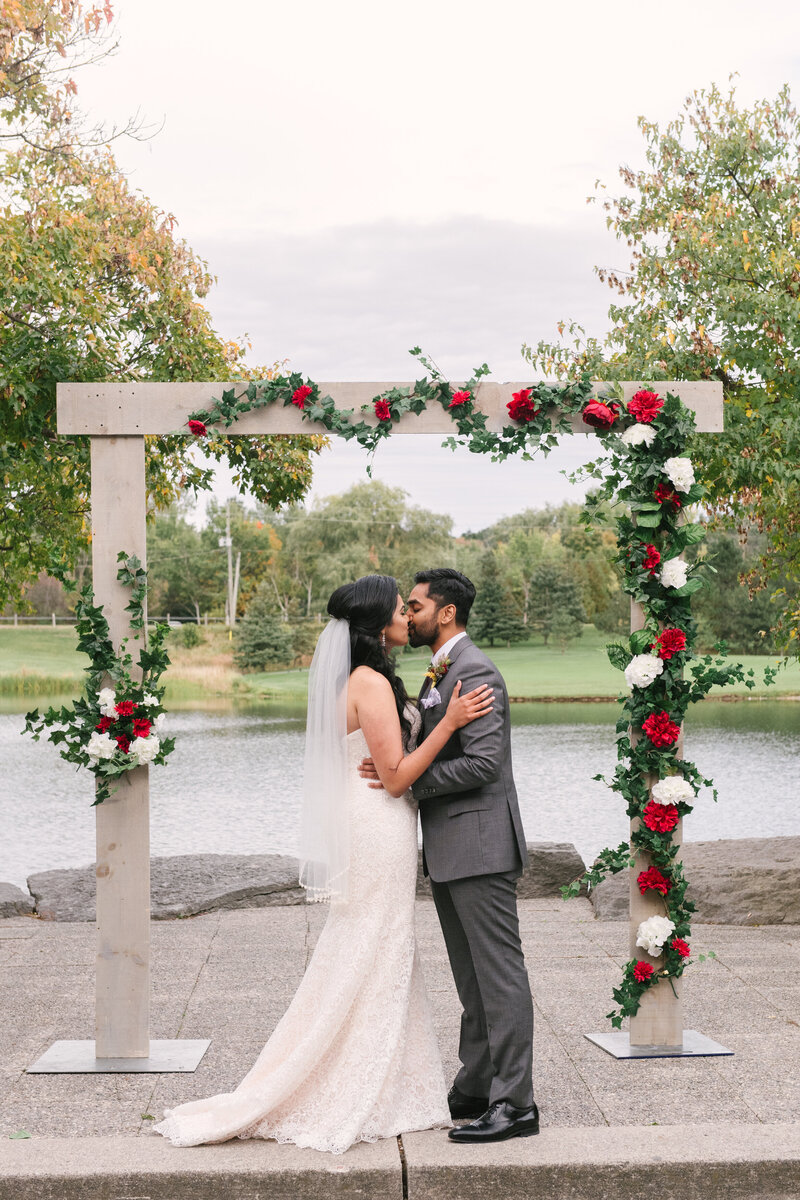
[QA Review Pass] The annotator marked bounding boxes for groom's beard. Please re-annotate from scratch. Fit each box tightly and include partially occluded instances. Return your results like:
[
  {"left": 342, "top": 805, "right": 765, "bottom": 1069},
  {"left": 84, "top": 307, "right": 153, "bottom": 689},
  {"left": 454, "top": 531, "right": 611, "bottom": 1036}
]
[{"left": 407, "top": 618, "right": 438, "bottom": 648}]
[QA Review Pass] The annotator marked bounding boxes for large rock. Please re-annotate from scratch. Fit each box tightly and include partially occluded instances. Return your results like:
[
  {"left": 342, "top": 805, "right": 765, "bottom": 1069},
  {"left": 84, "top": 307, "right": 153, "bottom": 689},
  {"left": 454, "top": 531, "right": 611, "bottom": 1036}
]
[
  {"left": 590, "top": 836, "right": 800, "bottom": 925},
  {"left": 0, "top": 881, "right": 35, "bottom": 917},
  {"left": 416, "top": 841, "right": 586, "bottom": 899},
  {"left": 28, "top": 854, "right": 304, "bottom": 922}
]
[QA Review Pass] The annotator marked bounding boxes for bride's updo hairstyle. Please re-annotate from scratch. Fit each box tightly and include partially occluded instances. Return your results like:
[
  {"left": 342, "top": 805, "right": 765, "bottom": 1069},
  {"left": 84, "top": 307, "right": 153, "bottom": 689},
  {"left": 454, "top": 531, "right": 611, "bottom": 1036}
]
[{"left": 327, "top": 574, "right": 411, "bottom": 741}]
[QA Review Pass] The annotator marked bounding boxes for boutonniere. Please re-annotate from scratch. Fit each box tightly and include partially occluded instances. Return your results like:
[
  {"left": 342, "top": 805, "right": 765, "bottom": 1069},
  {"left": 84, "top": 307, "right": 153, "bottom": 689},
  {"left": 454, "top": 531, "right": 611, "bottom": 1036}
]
[{"left": 420, "top": 656, "right": 451, "bottom": 709}]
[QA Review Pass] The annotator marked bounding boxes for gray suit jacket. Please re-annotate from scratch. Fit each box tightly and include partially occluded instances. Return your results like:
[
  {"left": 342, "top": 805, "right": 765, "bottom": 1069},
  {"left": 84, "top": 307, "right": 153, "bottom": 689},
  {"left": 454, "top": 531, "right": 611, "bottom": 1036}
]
[{"left": 412, "top": 635, "right": 528, "bottom": 882}]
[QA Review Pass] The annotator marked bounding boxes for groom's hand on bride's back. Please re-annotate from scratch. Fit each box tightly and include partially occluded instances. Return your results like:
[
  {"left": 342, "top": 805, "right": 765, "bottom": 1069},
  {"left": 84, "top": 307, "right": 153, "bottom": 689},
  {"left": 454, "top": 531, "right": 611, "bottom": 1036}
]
[{"left": 357, "top": 756, "right": 383, "bottom": 789}]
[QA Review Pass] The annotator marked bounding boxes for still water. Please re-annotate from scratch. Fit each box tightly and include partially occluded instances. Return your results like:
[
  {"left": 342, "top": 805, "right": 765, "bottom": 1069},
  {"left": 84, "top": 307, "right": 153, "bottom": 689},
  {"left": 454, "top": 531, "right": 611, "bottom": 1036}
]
[{"left": 1, "top": 699, "right": 798, "bottom": 890}]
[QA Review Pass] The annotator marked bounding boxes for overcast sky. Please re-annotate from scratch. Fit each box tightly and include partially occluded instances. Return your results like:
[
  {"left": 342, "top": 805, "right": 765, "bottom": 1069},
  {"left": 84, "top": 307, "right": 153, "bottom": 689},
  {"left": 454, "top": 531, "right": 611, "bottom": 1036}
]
[{"left": 77, "top": 0, "right": 800, "bottom": 533}]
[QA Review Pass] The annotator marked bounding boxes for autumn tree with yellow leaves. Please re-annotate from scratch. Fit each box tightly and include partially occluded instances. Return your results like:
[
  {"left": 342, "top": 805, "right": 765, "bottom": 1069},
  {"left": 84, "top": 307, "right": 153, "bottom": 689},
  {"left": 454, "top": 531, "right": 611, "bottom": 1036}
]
[
  {"left": 524, "top": 80, "right": 800, "bottom": 650},
  {"left": 1, "top": 1, "right": 322, "bottom": 609}
]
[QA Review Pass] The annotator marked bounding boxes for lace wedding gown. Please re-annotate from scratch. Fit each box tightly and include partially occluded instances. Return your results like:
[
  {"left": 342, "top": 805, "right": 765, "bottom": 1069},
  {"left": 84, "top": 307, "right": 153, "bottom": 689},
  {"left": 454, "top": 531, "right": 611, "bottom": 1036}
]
[{"left": 153, "top": 705, "right": 450, "bottom": 1153}]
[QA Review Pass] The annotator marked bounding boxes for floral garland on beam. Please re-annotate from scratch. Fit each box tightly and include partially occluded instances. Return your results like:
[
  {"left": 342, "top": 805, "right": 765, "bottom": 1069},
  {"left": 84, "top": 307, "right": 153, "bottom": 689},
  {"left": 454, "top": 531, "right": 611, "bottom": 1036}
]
[
  {"left": 181, "top": 351, "right": 777, "bottom": 1028},
  {"left": 24, "top": 555, "right": 174, "bottom": 805}
]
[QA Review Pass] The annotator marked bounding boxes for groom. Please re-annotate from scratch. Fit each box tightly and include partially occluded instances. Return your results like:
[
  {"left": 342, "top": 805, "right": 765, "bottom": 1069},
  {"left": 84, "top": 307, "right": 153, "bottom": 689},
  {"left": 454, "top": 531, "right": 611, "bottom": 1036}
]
[{"left": 361, "top": 567, "right": 537, "bottom": 1143}]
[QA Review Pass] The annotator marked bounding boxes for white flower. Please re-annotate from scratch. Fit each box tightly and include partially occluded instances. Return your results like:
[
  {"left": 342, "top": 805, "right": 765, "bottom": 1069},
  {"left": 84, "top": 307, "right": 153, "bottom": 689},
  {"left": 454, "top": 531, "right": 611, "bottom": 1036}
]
[
  {"left": 663, "top": 456, "right": 695, "bottom": 492},
  {"left": 87, "top": 731, "right": 116, "bottom": 762},
  {"left": 98, "top": 687, "right": 116, "bottom": 717},
  {"left": 636, "top": 915, "right": 676, "bottom": 958},
  {"left": 143, "top": 693, "right": 159, "bottom": 708},
  {"left": 130, "top": 735, "right": 161, "bottom": 765},
  {"left": 624, "top": 654, "right": 664, "bottom": 689},
  {"left": 651, "top": 777, "right": 695, "bottom": 806},
  {"left": 660, "top": 558, "right": 689, "bottom": 589},
  {"left": 621, "top": 423, "right": 656, "bottom": 448},
  {"left": 153, "top": 712, "right": 167, "bottom": 733}
]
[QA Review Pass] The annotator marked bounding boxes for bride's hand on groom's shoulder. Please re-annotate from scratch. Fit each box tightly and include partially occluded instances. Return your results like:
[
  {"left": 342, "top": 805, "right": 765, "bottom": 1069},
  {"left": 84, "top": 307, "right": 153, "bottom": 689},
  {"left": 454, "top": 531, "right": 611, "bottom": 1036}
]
[
  {"left": 444, "top": 681, "right": 494, "bottom": 732},
  {"left": 357, "top": 756, "right": 383, "bottom": 789}
]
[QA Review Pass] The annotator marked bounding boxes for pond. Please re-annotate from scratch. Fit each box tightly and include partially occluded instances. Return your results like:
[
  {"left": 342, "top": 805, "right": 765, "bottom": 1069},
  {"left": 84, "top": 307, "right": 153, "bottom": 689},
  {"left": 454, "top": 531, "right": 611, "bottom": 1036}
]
[{"left": 1, "top": 699, "right": 798, "bottom": 890}]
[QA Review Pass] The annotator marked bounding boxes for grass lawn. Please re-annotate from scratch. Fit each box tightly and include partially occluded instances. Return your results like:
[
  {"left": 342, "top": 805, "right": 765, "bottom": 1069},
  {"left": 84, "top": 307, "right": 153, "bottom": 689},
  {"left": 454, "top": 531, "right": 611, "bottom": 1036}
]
[{"left": 2, "top": 624, "right": 796, "bottom": 703}]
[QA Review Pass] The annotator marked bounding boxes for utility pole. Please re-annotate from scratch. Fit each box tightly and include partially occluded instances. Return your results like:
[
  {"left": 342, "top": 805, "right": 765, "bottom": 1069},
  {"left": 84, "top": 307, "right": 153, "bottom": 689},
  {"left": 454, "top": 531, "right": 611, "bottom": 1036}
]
[{"left": 220, "top": 500, "right": 236, "bottom": 627}]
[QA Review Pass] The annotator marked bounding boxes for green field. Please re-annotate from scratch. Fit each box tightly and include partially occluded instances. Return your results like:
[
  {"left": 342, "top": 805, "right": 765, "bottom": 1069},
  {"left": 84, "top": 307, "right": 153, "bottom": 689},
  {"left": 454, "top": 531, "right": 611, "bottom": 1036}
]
[{"left": 1, "top": 625, "right": 796, "bottom": 705}]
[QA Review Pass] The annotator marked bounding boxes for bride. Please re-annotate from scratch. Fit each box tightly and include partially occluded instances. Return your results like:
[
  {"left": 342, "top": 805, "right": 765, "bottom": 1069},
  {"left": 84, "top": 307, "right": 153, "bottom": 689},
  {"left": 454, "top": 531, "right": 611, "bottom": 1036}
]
[{"left": 154, "top": 574, "right": 493, "bottom": 1154}]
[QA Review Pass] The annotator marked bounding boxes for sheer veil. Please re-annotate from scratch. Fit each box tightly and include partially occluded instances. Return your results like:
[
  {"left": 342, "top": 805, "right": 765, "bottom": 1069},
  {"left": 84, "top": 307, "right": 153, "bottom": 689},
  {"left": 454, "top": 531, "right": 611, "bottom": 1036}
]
[{"left": 298, "top": 618, "right": 351, "bottom": 902}]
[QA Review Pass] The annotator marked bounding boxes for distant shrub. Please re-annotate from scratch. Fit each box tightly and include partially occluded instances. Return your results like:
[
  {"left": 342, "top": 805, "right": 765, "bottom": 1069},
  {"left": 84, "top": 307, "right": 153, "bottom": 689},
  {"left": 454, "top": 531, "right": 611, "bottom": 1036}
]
[
  {"left": 234, "top": 590, "right": 294, "bottom": 670},
  {"left": 180, "top": 623, "right": 205, "bottom": 649}
]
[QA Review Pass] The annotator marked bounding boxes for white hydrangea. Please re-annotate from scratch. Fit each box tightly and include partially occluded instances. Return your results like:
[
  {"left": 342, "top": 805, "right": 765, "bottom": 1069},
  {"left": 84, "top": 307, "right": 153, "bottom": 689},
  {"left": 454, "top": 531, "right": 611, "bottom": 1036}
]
[
  {"left": 664, "top": 456, "right": 695, "bottom": 492},
  {"left": 153, "top": 712, "right": 167, "bottom": 733},
  {"left": 98, "top": 687, "right": 116, "bottom": 717},
  {"left": 651, "top": 777, "right": 695, "bottom": 806},
  {"left": 87, "top": 731, "right": 117, "bottom": 762},
  {"left": 636, "top": 915, "right": 676, "bottom": 958},
  {"left": 621, "top": 423, "right": 656, "bottom": 448},
  {"left": 130, "top": 735, "right": 161, "bottom": 766},
  {"left": 660, "top": 558, "right": 689, "bottom": 589},
  {"left": 624, "top": 654, "right": 665, "bottom": 689},
  {"left": 143, "top": 693, "right": 159, "bottom": 708}
]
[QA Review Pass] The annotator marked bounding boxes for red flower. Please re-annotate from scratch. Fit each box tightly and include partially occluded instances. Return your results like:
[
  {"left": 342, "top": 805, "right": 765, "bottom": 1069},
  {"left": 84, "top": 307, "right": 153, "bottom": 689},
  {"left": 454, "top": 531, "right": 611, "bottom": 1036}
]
[
  {"left": 187, "top": 420, "right": 207, "bottom": 437},
  {"left": 507, "top": 389, "right": 539, "bottom": 423},
  {"left": 374, "top": 399, "right": 392, "bottom": 422},
  {"left": 655, "top": 482, "right": 682, "bottom": 510},
  {"left": 633, "top": 960, "right": 655, "bottom": 983},
  {"left": 291, "top": 384, "right": 312, "bottom": 409},
  {"left": 115, "top": 700, "right": 136, "bottom": 716},
  {"left": 637, "top": 866, "right": 672, "bottom": 895},
  {"left": 133, "top": 718, "right": 152, "bottom": 739},
  {"left": 95, "top": 716, "right": 114, "bottom": 733},
  {"left": 628, "top": 389, "right": 664, "bottom": 423},
  {"left": 448, "top": 390, "right": 471, "bottom": 408},
  {"left": 652, "top": 628, "right": 687, "bottom": 660},
  {"left": 642, "top": 711, "right": 681, "bottom": 747},
  {"left": 115, "top": 734, "right": 131, "bottom": 754},
  {"left": 671, "top": 937, "right": 691, "bottom": 958},
  {"left": 642, "top": 544, "right": 661, "bottom": 575},
  {"left": 582, "top": 399, "right": 620, "bottom": 429},
  {"left": 643, "top": 800, "right": 680, "bottom": 832}
]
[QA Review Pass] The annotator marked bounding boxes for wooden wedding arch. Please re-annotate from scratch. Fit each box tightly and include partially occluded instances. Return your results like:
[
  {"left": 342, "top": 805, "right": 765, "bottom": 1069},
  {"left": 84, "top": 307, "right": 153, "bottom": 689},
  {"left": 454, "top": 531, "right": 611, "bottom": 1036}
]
[{"left": 30, "top": 378, "right": 724, "bottom": 1072}]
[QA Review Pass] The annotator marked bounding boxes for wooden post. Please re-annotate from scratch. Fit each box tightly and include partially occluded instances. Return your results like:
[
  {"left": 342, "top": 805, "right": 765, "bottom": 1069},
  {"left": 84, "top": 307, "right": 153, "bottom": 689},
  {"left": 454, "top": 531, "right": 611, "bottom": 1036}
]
[
  {"left": 90, "top": 436, "right": 150, "bottom": 1058},
  {"left": 628, "top": 600, "right": 683, "bottom": 1048}
]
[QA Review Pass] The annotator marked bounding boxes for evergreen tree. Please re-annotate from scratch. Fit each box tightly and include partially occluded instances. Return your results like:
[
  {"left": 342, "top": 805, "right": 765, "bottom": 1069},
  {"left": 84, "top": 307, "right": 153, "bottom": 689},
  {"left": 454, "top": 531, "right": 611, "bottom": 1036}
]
[
  {"left": 527, "top": 564, "right": 586, "bottom": 648},
  {"left": 233, "top": 585, "right": 294, "bottom": 671},
  {"left": 468, "top": 552, "right": 527, "bottom": 647}
]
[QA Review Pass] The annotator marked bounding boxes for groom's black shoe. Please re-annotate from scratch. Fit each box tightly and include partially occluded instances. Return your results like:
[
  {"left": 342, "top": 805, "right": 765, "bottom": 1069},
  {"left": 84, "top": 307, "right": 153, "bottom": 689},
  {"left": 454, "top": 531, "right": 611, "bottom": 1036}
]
[
  {"left": 447, "top": 1099, "right": 540, "bottom": 1143},
  {"left": 447, "top": 1086, "right": 490, "bottom": 1121}
]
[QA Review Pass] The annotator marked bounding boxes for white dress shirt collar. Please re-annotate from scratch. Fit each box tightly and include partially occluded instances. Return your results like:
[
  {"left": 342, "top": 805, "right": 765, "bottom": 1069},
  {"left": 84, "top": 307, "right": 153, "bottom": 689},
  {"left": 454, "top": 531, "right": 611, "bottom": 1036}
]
[{"left": 432, "top": 630, "right": 467, "bottom": 667}]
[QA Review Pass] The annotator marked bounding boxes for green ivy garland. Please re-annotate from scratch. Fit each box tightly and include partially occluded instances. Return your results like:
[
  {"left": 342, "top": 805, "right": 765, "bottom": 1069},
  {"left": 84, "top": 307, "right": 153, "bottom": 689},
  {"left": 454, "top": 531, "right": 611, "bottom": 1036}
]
[
  {"left": 185, "top": 354, "right": 777, "bottom": 1027},
  {"left": 24, "top": 554, "right": 175, "bottom": 805}
]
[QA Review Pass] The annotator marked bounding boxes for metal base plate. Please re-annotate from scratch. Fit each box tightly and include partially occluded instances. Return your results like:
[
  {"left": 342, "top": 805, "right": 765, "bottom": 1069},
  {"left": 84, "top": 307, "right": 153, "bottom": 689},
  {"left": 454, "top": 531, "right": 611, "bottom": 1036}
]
[
  {"left": 585, "top": 1029, "right": 732, "bottom": 1059},
  {"left": 27, "top": 1039, "right": 211, "bottom": 1074}
]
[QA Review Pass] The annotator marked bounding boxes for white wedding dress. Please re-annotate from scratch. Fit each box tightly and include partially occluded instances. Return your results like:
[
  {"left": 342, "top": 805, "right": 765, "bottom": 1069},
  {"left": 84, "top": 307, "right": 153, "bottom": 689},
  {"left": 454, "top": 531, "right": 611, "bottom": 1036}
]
[{"left": 153, "top": 705, "right": 450, "bottom": 1153}]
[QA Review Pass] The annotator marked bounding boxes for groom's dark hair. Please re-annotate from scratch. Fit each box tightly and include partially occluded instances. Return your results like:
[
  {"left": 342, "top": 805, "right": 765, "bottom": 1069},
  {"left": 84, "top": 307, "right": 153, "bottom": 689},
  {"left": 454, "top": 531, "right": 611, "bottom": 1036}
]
[{"left": 414, "top": 568, "right": 476, "bottom": 627}]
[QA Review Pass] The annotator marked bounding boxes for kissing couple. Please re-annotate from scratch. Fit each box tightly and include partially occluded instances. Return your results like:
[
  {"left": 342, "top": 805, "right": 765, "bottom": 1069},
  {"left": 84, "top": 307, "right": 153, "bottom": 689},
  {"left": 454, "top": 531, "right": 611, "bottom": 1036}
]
[{"left": 155, "top": 568, "right": 537, "bottom": 1154}]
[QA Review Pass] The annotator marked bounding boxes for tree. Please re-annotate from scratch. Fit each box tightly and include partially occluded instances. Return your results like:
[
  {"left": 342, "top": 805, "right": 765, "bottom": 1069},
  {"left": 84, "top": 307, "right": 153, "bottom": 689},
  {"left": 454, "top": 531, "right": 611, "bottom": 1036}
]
[
  {"left": 527, "top": 563, "right": 586, "bottom": 648},
  {"left": 0, "top": 4, "right": 322, "bottom": 609},
  {"left": 233, "top": 585, "right": 294, "bottom": 671},
  {"left": 524, "top": 80, "right": 800, "bottom": 650},
  {"left": 468, "top": 551, "right": 527, "bottom": 647},
  {"left": 692, "top": 531, "right": 778, "bottom": 653}
]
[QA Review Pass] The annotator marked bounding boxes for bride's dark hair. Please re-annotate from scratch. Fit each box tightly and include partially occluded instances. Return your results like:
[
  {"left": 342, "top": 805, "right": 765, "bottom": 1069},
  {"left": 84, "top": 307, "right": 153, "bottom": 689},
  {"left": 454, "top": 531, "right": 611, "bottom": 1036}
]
[{"left": 327, "top": 574, "right": 411, "bottom": 742}]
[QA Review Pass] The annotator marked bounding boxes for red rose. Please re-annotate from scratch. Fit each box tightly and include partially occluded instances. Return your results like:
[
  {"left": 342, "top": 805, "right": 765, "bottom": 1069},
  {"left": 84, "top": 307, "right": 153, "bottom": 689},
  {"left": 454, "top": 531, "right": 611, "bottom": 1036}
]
[
  {"left": 187, "top": 420, "right": 207, "bottom": 437},
  {"left": 642, "top": 544, "right": 661, "bottom": 575},
  {"left": 652, "top": 628, "right": 687, "bottom": 660},
  {"left": 641, "top": 711, "right": 681, "bottom": 747},
  {"left": 95, "top": 716, "right": 114, "bottom": 733},
  {"left": 655, "top": 482, "right": 682, "bottom": 510},
  {"left": 115, "top": 734, "right": 131, "bottom": 754},
  {"left": 643, "top": 800, "right": 680, "bottom": 832},
  {"left": 671, "top": 937, "right": 691, "bottom": 958},
  {"left": 448, "top": 390, "right": 471, "bottom": 408},
  {"left": 582, "top": 399, "right": 620, "bottom": 429},
  {"left": 115, "top": 700, "right": 136, "bottom": 717},
  {"left": 133, "top": 718, "right": 152, "bottom": 739},
  {"left": 507, "top": 389, "right": 539, "bottom": 423},
  {"left": 637, "top": 866, "right": 672, "bottom": 895},
  {"left": 628, "top": 389, "right": 664, "bottom": 423},
  {"left": 291, "top": 384, "right": 312, "bottom": 409},
  {"left": 374, "top": 399, "right": 392, "bottom": 422}
]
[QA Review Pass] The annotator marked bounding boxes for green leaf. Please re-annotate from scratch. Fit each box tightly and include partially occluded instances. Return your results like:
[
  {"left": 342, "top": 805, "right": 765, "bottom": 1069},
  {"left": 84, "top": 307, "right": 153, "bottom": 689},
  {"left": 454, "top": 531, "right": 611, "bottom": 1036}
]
[{"left": 9, "top": 1131, "right": 31, "bottom": 1139}]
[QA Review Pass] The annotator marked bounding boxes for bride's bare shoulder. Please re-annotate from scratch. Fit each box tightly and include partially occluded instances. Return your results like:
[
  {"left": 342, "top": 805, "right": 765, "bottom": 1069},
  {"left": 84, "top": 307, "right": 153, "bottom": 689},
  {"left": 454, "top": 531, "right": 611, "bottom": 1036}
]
[{"left": 349, "top": 666, "right": 393, "bottom": 698}]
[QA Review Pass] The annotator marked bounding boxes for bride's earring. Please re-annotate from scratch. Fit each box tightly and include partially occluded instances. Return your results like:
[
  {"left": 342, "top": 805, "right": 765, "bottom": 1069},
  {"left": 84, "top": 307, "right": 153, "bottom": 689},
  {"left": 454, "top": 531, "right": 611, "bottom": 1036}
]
[{"left": 380, "top": 631, "right": 386, "bottom": 649}]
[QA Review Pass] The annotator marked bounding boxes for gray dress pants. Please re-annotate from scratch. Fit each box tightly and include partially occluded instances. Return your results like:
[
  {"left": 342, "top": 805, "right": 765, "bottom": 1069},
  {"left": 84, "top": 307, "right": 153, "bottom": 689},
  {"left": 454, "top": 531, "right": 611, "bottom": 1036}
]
[{"left": 429, "top": 869, "right": 534, "bottom": 1108}]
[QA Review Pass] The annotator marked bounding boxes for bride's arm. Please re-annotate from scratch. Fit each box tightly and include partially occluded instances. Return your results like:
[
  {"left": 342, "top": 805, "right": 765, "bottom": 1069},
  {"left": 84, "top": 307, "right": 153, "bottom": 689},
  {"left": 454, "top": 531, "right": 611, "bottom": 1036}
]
[{"left": 352, "top": 669, "right": 492, "bottom": 798}]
